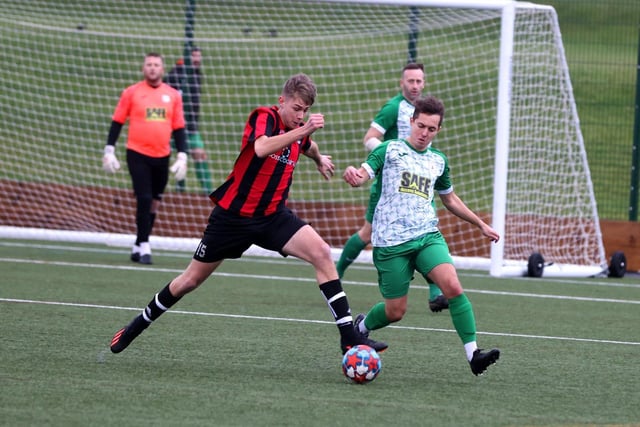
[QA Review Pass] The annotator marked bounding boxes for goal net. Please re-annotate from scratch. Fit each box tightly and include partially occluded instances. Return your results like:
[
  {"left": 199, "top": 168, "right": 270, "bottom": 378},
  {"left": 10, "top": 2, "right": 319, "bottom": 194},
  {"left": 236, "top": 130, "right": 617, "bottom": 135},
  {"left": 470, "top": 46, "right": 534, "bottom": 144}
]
[{"left": 0, "top": 0, "right": 606, "bottom": 277}]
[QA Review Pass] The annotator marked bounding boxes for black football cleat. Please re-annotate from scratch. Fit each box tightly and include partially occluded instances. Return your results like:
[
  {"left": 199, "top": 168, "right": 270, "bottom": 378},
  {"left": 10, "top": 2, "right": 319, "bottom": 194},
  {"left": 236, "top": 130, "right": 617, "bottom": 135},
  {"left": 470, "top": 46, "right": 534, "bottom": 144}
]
[
  {"left": 340, "top": 313, "right": 389, "bottom": 354},
  {"left": 353, "top": 313, "right": 368, "bottom": 337},
  {"left": 429, "top": 295, "right": 449, "bottom": 312},
  {"left": 469, "top": 348, "right": 500, "bottom": 375},
  {"left": 139, "top": 254, "right": 153, "bottom": 265},
  {"left": 110, "top": 315, "right": 149, "bottom": 353},
  {"left": 341, "top": 337, "right": 389, "bottom": 355}
]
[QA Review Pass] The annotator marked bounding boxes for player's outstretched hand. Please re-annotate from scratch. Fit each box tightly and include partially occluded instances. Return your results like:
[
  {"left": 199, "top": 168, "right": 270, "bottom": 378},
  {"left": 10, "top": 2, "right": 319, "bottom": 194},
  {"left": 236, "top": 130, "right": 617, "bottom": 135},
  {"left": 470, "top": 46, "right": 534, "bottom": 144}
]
[
  {"left": 170, "top": 152, "right": 188, "bottom": 181},
  {"left": 102, "top": 145, "right": 120, "bottom": 173},
  {"left": 316, "top": 155, "right": 334, "bottom": 180},
  {"left": 480, "top": 223, "right": 500, "bottom": 243},
  {"left": 343, "top": 165, "right": 365, "bottom": 187}
]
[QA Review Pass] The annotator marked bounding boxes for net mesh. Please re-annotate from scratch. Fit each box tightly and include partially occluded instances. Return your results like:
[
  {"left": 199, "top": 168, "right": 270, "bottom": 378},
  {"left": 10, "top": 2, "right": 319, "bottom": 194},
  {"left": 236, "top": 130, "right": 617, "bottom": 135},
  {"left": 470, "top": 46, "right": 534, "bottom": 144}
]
[{"left": 0, "top": 0, "right": 605, "bottom": 268}]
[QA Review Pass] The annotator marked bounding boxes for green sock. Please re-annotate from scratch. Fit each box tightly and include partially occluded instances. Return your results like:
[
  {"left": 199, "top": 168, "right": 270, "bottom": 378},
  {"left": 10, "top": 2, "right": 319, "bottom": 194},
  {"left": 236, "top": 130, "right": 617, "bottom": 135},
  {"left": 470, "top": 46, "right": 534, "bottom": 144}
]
[
  {"left": 336, "top": 233, "right": 367, "bottom": 278},
  {"left": 363, "top": 302, "right": 390, "bottom": 331},
  {"left": 448, "top": 294, "right": 477, "bottom": 344},
  {"left": 195, "top": 160, "right": 213, "bottom": 193},
  {"left": 428, "top": 283, "right": 443, "bottom": 300}
]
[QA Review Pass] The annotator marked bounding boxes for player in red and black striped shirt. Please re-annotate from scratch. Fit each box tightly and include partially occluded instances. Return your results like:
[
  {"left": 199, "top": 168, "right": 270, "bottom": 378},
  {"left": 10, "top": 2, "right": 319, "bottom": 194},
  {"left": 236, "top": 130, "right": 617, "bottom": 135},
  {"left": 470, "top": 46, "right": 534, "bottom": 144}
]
[
  {"left": 110, "top": 73, "right": 387, "bottom": 357},
  {"left": 210, "top": 102, "right": 312, "bottom": 217}
]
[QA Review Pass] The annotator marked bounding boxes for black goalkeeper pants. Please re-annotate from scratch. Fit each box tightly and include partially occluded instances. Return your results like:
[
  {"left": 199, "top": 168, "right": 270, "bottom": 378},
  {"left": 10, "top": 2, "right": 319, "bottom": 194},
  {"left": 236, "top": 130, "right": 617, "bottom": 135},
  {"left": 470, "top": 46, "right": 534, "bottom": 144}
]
[{"left": 126, "top": 149, "right": 170, "bottom": 243}]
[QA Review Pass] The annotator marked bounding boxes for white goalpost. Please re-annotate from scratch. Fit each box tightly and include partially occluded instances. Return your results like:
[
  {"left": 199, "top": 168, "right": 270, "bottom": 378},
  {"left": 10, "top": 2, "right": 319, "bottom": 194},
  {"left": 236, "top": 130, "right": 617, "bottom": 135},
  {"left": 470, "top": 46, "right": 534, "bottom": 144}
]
[{"left": 0, "top": 0, "right": 606, "bottom": 277}]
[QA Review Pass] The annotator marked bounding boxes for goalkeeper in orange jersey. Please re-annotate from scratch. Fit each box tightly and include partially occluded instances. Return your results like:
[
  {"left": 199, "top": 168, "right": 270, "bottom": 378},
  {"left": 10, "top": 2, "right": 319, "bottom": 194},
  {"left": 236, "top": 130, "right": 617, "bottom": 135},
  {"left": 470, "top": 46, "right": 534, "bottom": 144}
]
[{"left": 102, "top": 52, "right": 188, "bottom": 265}]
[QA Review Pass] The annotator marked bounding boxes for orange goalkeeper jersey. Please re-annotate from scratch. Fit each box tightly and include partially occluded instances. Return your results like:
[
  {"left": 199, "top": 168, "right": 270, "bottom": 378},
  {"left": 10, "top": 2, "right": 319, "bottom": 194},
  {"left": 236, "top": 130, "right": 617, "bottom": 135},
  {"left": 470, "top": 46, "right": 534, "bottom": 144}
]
[{"left": 112, "top": 81, "right": 185, "bottom": 158}]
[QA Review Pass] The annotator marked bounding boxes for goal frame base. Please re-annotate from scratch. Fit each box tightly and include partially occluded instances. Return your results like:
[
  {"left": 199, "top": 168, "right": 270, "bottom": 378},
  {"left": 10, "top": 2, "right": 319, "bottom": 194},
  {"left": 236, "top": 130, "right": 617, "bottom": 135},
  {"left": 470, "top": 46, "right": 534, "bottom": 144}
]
[{"left": 0, "top": 226, "right": 605, "bottom": 278}]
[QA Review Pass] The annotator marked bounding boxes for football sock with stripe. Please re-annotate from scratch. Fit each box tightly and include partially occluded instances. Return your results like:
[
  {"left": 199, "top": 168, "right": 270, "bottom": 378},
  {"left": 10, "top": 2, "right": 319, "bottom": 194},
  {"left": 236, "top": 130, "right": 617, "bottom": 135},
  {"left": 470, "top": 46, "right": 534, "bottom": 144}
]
[
  {"left": 319, "top": 279, "right": 357, "bottom": 342},
  {"left": 142, "top": 283, "right": 182, "bottom": 324}
]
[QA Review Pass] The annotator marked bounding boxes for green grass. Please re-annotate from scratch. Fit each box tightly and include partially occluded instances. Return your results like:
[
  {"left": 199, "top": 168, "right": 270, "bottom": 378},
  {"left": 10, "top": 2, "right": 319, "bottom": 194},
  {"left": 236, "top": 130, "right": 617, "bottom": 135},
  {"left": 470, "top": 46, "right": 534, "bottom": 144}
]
[{"left": 1, "top": 240, "right": 639, "bottom": 426}]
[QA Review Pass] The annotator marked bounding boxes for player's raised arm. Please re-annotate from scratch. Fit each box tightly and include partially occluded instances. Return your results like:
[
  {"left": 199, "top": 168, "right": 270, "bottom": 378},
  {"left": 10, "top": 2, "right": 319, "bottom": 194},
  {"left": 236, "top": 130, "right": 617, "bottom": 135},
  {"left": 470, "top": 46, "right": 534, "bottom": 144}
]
[{"left": 254, "top": 114, "right": 323, "bottom": 158}]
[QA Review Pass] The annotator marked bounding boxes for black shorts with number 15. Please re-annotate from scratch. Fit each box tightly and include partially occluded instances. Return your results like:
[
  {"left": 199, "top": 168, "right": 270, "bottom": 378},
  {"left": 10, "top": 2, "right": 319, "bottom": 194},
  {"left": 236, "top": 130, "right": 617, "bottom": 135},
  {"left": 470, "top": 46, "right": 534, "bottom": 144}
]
[{"left": 193, "top": 205, "right": 308, "bottom": 263}]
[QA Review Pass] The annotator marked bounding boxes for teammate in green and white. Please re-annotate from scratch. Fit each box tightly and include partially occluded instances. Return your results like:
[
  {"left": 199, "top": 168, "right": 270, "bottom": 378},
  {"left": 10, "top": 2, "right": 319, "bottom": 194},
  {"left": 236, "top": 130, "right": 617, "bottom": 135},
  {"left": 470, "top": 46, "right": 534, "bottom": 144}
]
[
  {"left": 342, "top": 95, "right": 501, "bottom": 375},
  {"left": 336, "top": 63, "right": 449, "bottom": 312}
]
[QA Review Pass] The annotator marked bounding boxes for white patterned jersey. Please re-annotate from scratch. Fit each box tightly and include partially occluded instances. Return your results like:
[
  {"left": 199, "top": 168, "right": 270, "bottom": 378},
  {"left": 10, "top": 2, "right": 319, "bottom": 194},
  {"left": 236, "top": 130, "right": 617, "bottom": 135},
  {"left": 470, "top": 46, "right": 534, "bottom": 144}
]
[
  {"left": 362, "top": 139, "right": 453, "bottom": 247},
  {"left": 369, "top": 93, "right": 415, "bottom": 141}
]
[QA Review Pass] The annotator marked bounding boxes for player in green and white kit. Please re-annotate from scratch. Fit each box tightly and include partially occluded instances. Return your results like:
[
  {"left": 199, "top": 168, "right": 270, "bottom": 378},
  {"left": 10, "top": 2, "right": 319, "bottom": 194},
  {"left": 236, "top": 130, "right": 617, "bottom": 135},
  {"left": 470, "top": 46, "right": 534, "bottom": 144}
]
[
  {"left": 343, "top": 96, "right": 501, "bottom": 375},
  {"left": 336, "top": 63, "right": 448, "bottom": 312}
]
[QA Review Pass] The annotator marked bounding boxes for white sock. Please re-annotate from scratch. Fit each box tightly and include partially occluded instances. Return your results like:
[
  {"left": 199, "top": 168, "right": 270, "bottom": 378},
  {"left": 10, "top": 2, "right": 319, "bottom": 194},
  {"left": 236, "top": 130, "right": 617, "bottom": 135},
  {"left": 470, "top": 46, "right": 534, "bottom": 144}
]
[
  {"left": 131, "top": 244, "right": 141, "bottom": 254},
  {"left": 357, "top": 316, "right": 368, "bottom": 334},
  {"left": 464, "top": 341, "right": 478, "bottom": 361},
  {"left": 140, "top": 242, "right": 151, "bottom": 256}
]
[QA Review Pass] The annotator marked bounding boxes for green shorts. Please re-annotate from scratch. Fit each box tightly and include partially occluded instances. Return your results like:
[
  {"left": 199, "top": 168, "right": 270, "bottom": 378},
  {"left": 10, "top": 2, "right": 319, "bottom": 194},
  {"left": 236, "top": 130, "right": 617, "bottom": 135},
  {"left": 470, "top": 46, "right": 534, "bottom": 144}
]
[
  {"left": 372, "top": 231, "right": 453, "bottom": 299},
  {"left": 171, "top": 132, "right": 204, "bottom": 152},
  {"left": 188, "top": 132, "right": 204, "bottom": 150}
]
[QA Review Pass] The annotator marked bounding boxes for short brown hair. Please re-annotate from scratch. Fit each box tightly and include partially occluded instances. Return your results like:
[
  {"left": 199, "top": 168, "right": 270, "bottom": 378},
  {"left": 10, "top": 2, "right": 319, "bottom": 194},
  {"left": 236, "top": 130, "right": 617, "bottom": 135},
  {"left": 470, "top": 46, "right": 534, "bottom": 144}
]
[
  {"left": 282, "top": 73, "right": 317, "bottom": 106},
  {"left": 403, "top": 62, "right": 424, "bottom": 73},
  {"left": 145, "top": 52, "right": 164, "bottom": 62},
  {"left": 413, "top": 95, "right": 445, "bottom": 127}
]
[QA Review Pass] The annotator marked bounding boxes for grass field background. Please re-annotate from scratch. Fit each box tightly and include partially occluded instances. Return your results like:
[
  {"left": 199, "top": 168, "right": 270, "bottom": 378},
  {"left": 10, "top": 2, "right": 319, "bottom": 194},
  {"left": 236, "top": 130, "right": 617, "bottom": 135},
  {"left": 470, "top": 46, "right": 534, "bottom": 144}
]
[{"left": 2, "top": 239, "right": 639, "bottom": 426}]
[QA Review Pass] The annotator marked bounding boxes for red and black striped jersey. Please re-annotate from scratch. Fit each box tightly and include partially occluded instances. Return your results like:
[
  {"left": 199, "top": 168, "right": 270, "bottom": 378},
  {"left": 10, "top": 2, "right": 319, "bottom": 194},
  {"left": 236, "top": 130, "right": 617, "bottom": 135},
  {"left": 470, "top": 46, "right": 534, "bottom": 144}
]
[{"left": 210, "top": 105, "right": 311, "bottom": 217}]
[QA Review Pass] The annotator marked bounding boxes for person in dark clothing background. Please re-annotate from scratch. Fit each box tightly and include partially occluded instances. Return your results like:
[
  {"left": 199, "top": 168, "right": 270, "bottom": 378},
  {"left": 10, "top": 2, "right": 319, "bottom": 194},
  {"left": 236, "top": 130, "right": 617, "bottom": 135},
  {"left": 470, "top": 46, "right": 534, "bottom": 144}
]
[{"left": 165, "top": 46, "right": 212, "bottom": 193}]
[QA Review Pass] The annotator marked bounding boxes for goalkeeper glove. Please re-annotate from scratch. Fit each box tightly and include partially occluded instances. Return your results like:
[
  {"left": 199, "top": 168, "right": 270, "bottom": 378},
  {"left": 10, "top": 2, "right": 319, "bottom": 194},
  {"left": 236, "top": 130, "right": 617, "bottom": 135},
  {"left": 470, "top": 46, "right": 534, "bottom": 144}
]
[
  {"left": 102, "top": 145, "right": 120, "bottom": 173},
  {"left": 170, "top": 152, "right": 188, "bottom": 181}
]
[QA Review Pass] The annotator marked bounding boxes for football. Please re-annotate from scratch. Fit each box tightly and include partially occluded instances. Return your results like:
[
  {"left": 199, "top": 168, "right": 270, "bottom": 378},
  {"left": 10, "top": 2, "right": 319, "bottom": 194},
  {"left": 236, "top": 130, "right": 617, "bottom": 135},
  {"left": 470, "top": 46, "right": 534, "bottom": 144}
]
[{"left": 341, "top": 344, "right": 382, "bottom": 383}]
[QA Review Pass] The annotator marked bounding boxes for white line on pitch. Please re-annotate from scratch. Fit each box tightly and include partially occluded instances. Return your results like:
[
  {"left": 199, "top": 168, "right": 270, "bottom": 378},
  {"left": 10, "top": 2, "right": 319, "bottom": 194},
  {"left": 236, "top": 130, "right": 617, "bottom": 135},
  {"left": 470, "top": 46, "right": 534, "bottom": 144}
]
[
  {"left": 2, "top": 256, "right": 640, "bottom": 304},
  {"left": 2, "top": 239, "right": 640, "bottom": 289},
  {"left": 1, "top": 297, "right": 639, "bottom": 347}
]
